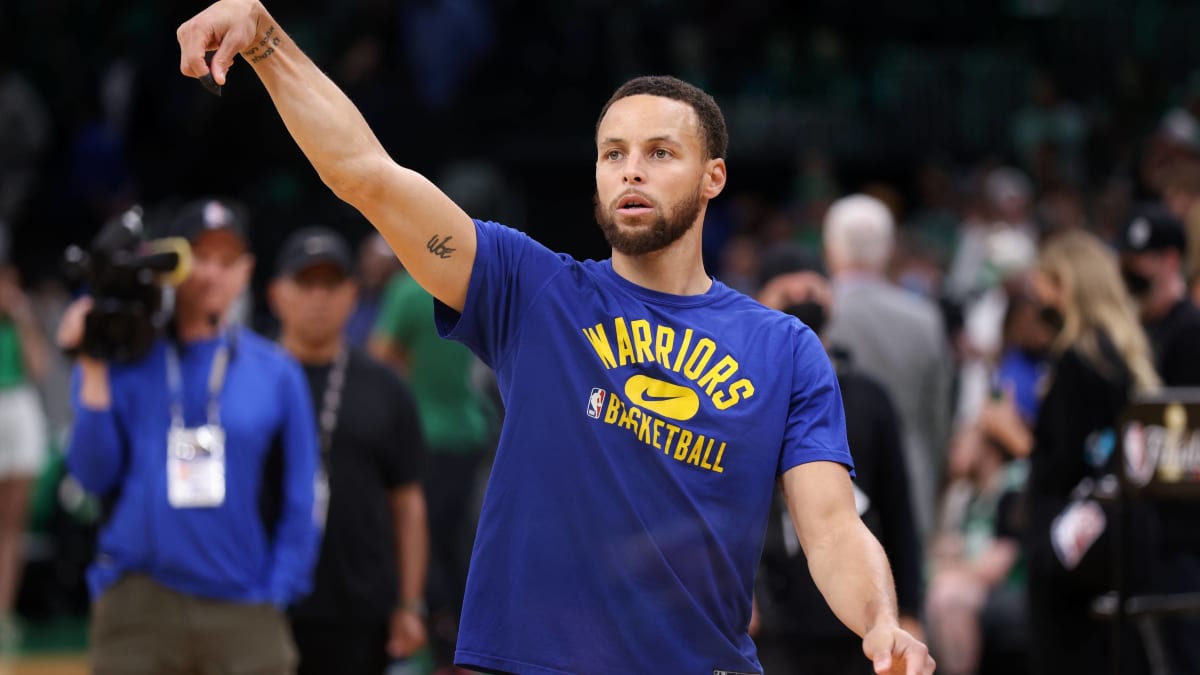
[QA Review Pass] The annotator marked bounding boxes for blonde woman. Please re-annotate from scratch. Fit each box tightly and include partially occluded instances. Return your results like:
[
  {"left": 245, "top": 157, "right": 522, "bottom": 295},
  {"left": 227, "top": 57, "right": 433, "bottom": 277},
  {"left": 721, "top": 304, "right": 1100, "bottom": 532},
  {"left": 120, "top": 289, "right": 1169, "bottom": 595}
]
[{"left": 1024, "top": 230, "right": 1159, "bottom": 675}]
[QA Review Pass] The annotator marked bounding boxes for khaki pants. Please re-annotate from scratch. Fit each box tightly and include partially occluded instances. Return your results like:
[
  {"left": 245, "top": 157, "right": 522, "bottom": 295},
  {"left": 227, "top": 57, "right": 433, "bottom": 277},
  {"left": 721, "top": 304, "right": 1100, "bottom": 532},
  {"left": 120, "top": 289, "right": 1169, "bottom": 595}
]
[{"left": 90, "top": 574, "right": 297, "bottom": 675}]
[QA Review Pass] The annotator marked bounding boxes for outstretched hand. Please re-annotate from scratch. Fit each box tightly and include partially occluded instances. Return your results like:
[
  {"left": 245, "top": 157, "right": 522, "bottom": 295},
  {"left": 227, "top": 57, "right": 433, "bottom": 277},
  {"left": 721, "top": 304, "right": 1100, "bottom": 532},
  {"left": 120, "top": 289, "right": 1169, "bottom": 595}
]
[
  {"left": 863, "top": 623, "right": 936, "bottom": 675},
  {"left": 177, "top": 0, "right": 267, "bottom": 86}
]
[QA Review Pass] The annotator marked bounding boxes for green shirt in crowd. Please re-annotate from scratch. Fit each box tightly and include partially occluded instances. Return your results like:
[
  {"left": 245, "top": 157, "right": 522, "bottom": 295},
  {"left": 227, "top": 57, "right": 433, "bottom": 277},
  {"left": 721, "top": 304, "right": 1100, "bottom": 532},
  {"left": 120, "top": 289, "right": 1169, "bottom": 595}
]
[
  {"left": 0, "top": 319, "right": 27, "bottom": 389},
  {"left": 373, "top": 272, "right": 495, "bottom": 453}
]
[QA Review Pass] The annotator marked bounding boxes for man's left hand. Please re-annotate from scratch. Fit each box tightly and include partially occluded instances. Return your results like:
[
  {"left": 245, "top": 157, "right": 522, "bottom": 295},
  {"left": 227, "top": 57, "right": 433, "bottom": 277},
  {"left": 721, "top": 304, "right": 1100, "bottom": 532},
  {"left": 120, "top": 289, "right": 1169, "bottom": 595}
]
[
  {"left": 386, "top": 607, "right": 427, "bottom": 659},
  {"left": 863, "top": 623, "right": 936, "bottom": 674}
]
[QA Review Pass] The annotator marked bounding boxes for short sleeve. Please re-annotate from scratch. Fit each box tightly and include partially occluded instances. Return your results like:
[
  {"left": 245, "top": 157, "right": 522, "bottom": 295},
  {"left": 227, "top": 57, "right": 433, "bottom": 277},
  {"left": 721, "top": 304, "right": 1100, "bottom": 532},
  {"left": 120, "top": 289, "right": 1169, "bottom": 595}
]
[
  {"left": 434, "top": 219, "right": 571, "bottom": 368},
  {"left": 778, "top": 324, "right": 854, "bottom": 476}
]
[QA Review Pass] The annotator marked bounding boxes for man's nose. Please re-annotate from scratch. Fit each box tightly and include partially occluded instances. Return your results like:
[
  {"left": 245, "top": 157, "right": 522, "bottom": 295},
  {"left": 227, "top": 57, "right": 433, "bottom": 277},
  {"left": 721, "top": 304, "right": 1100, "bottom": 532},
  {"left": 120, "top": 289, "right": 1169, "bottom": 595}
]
[{"left": 622, "top": 155, "right": 646, "bottom": 184}]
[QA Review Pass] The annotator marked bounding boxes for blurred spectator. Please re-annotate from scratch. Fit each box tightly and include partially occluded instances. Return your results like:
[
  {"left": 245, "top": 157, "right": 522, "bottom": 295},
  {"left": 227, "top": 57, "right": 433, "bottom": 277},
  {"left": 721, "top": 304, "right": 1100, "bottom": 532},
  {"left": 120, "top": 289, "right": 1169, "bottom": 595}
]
[
  {"left": 0, "top": 264, "right": 50, "bottom": 650},
  {"left": 954, "top": 226, "right": 1038, "bottom": 427},
  {"left": 1140, "top": 87, "right": 1200, "bottom": 201},
  {"left": 822, "top": 193, "right": 953, "bottom": 541},
  {"left": 926, "top": 421, "right": 1029, "bottom": 675},
  {"left": 1117, "top": 205, "right": 1200, "bottom": 385},
  {"left": 59, "top": 199, "right": 319, "bottom": 674},
  {"left": 944, "top": 166, "right": 1037, "bottom": 303},
  {"left": 370, "top": 268, "right": 497, "bottom": 671},
  {"left": 270, "top": 227, "right": 429, "bottom": 675},
  {"left": 1024, "top": 230, "right": 1161, "bottom": 675},
  {"left": 1114, "top": 205, "right": 1200, "bottom": 675},
  {"left": 925, "top": 292, "right": 1050, "bottom": 675},
  {"left": 991, "top": 292, "right": 1056, "bottom": 430},
  {"left": 1158, "top": 158, "right": 1200, "bottom": 306},
  {"left": 754, "top": 265, "right": 923, "bottom": 675},
  {"left": 344, "top": 231, "right": 402, "bottom": 348}
]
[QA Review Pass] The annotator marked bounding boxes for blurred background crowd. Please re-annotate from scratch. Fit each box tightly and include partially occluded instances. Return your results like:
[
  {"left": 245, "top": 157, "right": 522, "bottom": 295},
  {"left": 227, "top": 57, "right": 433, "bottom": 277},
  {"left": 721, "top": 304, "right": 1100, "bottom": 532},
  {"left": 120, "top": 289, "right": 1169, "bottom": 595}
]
[{"left": 2, "top": 0, "right": 1200, "bottom": 673}]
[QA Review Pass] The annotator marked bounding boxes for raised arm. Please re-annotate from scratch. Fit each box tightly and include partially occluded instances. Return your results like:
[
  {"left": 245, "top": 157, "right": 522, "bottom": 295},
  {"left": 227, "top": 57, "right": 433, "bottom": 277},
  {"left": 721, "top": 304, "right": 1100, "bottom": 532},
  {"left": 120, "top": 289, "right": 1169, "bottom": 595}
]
[
  {"left": 177, "top": 0, "right": 476, "bottom": 311},
  {"left": 782, "top": 461, "right": 935, "bottom": 675}
]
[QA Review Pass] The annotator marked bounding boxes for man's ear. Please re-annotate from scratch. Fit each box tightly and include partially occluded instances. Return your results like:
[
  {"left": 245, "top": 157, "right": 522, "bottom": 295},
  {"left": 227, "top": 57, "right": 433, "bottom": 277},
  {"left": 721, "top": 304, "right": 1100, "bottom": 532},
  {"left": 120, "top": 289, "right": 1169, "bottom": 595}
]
[{"left": 703, "top": 158, "right": 727, "bottom": 200}]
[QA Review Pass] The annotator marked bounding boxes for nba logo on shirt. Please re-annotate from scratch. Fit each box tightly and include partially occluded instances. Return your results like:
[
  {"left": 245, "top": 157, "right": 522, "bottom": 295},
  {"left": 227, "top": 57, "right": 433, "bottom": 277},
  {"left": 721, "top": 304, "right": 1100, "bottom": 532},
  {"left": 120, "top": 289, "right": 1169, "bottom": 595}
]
[{"left": 586, "top": 388, "right": 606, "bottom": 419}]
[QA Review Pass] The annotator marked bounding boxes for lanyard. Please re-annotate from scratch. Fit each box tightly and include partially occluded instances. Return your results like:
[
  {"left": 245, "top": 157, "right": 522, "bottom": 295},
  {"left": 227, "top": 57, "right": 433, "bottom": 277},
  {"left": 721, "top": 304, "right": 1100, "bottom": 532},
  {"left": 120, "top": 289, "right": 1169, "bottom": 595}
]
[
  {"left": 166, "top": 338, "right": 231, "bottom": 429},
  {"left": 317, "top": 347, "right": 349, "bottom": 462}
]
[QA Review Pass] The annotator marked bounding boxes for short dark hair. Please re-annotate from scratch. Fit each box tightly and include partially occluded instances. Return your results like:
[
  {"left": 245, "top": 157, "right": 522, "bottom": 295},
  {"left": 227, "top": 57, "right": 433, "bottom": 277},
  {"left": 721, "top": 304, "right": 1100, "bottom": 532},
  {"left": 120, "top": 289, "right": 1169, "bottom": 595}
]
[{"left": 596, "top": 75, "right": 729, "bottom": 161}]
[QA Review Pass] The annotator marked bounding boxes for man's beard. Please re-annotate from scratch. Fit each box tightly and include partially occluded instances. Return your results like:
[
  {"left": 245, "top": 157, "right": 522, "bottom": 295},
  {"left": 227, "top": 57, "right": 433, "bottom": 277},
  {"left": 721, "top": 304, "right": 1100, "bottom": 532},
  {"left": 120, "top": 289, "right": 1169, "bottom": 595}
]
[{"left": 594, "top": 188, "right": 703, "bottom": 256}]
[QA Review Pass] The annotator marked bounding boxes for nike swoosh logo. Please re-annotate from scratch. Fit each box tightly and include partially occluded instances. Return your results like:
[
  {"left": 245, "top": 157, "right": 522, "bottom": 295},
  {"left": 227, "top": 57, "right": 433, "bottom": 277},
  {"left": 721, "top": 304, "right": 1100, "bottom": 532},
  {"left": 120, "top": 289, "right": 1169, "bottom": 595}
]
[
  {"left": 624, "top": 375, "right": 700, "bottom": 421},
  {"left": 639, "top": 389, "right": 683, "bottom": 403}
]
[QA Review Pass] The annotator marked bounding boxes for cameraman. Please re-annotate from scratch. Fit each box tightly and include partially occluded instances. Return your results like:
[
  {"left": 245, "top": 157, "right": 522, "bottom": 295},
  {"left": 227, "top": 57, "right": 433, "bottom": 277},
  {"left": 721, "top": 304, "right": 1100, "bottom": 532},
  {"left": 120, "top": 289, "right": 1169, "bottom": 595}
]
[{"left": 58, "top": 198, "right": 319, "bottom": 674}]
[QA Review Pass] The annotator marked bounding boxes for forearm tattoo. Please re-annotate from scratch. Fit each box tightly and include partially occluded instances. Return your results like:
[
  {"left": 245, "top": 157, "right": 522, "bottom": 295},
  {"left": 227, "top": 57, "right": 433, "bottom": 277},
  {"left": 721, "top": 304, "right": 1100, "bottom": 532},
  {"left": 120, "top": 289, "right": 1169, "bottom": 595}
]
[
  {"left": 427, "top": 235, "right": 456, "bottom": 259},
  {"left": 243, "top": 24, "right": 280, "bottom": 64}
]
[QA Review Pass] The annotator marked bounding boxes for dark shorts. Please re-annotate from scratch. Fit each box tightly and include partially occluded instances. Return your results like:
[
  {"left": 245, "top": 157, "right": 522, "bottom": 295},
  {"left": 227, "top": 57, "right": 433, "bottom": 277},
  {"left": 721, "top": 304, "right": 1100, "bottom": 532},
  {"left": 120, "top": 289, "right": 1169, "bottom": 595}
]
[
  {"left": 290, "top": 618, "right": 388, "bottom": 675},
  {"left": 90, "top": 574, "right": 297, "bottom": 675}
]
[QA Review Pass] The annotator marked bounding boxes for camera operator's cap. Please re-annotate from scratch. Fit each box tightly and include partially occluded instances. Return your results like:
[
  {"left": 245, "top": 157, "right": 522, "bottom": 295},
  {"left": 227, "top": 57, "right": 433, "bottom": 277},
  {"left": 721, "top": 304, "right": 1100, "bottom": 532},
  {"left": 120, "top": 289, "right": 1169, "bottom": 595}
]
[
  {"left": 275, "top": 226, "right": 355, "bottom": 278},
  {"left": 1117, "top": 205, "right": 1187, "bottom": 254},
  {"left": 170, "top": 197, "right": 251, "bottom": 244}
]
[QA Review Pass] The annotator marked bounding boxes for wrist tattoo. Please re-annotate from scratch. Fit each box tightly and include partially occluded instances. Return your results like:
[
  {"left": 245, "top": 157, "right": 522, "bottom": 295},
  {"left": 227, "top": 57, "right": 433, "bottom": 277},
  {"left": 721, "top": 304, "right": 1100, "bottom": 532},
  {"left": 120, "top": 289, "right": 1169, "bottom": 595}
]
[
  {"left": 427, "top": 234, "right": 456, "bottom": 259},
  {"left": 243, "top": 24, "right": 281, "bottom": 64}
]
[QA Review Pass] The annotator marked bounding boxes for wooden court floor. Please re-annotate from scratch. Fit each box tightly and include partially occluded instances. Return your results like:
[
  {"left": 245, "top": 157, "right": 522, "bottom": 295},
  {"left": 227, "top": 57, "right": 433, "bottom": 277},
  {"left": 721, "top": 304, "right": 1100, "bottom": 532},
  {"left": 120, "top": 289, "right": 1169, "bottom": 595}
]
[{"left": 0, "top": 655, "right": 89, "bottom": 675}]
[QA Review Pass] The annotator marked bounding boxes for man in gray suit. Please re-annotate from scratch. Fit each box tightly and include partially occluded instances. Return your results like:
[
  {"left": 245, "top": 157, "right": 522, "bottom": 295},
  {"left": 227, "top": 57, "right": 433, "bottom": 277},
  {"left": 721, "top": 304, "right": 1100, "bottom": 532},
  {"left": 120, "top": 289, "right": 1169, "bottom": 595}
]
[{"left": 821, "top": 194, "right": 952, "bottom": 541}]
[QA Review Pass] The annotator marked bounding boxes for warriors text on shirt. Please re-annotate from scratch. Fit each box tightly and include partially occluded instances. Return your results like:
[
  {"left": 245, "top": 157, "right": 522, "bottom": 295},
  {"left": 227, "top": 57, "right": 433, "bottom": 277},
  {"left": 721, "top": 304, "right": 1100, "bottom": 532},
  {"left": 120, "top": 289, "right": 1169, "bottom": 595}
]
[{"left": 581, "top": 316, "right": 756, "bottom": 413}]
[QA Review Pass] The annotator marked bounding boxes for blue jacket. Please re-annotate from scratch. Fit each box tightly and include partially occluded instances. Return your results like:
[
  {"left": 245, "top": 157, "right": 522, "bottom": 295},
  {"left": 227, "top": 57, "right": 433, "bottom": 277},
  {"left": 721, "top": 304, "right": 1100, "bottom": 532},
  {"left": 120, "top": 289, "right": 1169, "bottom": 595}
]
[{"left": 67, "top": 327, "right": 319, "bottom": 606}]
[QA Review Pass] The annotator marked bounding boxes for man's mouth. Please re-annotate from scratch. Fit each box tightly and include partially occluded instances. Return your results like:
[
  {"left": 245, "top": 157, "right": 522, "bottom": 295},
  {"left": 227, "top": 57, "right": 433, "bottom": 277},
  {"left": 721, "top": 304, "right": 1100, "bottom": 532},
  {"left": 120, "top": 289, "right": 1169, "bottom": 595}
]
[{"left": 616, "top": 193, "right": 655, "bottom": 216}]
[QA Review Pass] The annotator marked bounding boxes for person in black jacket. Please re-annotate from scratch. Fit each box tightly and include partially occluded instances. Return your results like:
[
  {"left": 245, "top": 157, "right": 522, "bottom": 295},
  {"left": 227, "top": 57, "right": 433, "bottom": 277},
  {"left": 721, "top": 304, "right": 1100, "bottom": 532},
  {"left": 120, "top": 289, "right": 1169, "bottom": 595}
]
[
  {"left": 754, "top": 264, "right": 923, "bottom": 675},
  {"left": 1024, "top": 230, "right": 1161, "bottom": 675},
  {"left": 1116, "top": 206, "right": 1200, "bottom": 674}
]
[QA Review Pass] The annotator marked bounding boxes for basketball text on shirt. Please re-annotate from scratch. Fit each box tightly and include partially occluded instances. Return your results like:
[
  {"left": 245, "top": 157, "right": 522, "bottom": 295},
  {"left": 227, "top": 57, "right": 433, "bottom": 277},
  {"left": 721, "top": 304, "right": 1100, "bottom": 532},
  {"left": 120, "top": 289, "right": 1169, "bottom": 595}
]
[{"left": 585, "top": 385, "right": 729, "bottom": 474}]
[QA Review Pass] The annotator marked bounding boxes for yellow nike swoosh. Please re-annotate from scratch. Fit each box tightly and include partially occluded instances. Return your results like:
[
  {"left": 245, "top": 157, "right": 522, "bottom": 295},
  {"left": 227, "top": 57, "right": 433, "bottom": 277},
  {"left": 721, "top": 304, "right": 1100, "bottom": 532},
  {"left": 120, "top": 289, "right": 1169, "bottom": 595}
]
[{"left": 624, "top": 374, "right": 700, "bottom": 421}]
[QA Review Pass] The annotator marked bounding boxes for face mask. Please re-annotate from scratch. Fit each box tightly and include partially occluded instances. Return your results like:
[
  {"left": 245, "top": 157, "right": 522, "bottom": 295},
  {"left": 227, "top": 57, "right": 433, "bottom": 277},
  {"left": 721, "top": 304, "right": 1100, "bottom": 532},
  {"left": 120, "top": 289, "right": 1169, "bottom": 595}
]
[
  {"left": 1121, "top": 268, "right": 1153, "bottom": 298},
  {"left": 1038, "top": 304, "right": 1065, "bottom": 334},
  {"left": 783, "top": 301, "right": 828, "bottom": 335}
]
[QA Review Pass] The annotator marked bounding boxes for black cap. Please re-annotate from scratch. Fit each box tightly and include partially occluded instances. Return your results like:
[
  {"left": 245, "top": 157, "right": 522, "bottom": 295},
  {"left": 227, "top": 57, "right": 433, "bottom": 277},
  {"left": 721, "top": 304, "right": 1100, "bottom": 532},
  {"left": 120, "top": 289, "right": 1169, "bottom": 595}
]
[
  {"left": 169, "top": 197, "right": 251, "bottom": 244},
  {"left": 1117, "top": 205, "right": 1187, "bottom": 254},
  {"left": 275, "top": 226, "right": 354, "bottom": 278}
]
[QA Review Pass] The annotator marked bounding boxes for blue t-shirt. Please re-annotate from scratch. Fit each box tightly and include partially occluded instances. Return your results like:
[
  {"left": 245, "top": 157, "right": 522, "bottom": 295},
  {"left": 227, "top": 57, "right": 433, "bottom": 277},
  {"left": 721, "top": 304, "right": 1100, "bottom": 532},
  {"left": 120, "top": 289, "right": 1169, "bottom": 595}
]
[{"left": 437, "top": 220, "right": 853, "bottom": 675}]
